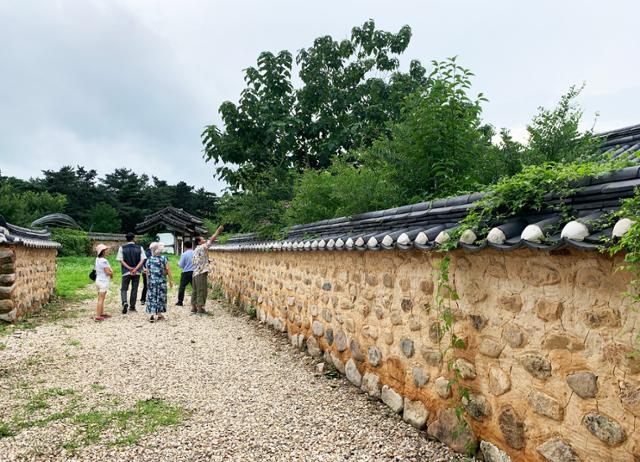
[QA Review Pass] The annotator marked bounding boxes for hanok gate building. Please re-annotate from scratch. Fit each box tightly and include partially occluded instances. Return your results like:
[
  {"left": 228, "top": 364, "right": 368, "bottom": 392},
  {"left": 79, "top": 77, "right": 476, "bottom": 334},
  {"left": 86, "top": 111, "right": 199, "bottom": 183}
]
[{"left": 136, "top": 206, "right": 208, "bottom": 255}]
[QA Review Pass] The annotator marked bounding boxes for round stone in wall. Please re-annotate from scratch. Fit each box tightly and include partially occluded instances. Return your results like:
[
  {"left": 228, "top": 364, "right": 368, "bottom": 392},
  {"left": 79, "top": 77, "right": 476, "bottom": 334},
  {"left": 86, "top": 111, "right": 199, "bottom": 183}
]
[
  {"left": 528, "top": 390, "right": 564, "bottom": 421},
  {"left": 582, "top": 412, "right": 626, "bottom": 446},
  {"left": 488, "top": 367, "right": 511, "bottom": 396},
  {"left": 480, "top": 441, "right": 512, "bottom": 462},
  {"left": 345, "top": 359, "right": 362, "bottom": 387},
  {"left": 412, "top": 367, "right": 429, "bottom": 387},
  {"left": 325, "top": 328, "right": 334, "bottom": 346},
  {"left": 462, "top": 393, "right": 491, "bottom": 421},
  {"left": 350, "top": 339, "right": 364, "bottom": 362},
  {"left": 566, "top": 371, "right": 598, "bottom": 398},
  {"left": 498, "top": 406, "right": 525, "bottom": 450},
  {"left": 334, "top": 329, "right": 348, "bottom": 352},
  {"left": 435, "top": 376, "right": 451, "bottom": 399},
  {"left": 311, "top": 320, "right": 324, "bottom": 337},
  {"left": 306, "top": 336, "right": 322, "bottom": 358},
  {"left": 361, "top": 372, "right": 381, "bottom": 398},
  {"left": 402, "top": 399, "right": 428, "bottom": 429},
  {"left": 400, "top": 338, "right": 414, "bottom": 358},
  {"left": 381, "top": 385, "right": 403, "bottom": 414},
  {"left": 367, "top": 346, "right": 382, "bottom": 367},
  {"left": 536, "top": 437, "right": 580, "bottom": 462},
  {"left": 454, "top": 358, "right": 476, "bottom": 380},
  {"left": 519, "top": 353, "right": 551, "bottom": 380},
  {"left": 503, "top": 325, "right": 524, "bottom": 348},
  {"left": 421, "top": 347, "right": 443, "bottom": 367}
]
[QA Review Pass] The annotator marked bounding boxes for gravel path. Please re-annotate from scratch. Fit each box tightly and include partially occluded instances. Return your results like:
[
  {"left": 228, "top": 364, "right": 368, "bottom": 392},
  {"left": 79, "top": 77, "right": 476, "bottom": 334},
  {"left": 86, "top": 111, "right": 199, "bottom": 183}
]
[{"left": 0, "top": 287, "right": 460, "bottom": 462}]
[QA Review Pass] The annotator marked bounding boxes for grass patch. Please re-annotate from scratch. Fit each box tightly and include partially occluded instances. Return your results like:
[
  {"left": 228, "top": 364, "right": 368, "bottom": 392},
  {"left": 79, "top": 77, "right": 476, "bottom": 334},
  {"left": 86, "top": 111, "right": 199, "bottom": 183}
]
[
  {"left": 4, "top": 387, "right": 183, "bottom": 448},
  {"left": 0, "top": 419, "right": 15, "bottom": 438},
  {"left": 70, "top": 398, "right": 184, "bottom": 447},
  {"left": 90, "top": 383, "right": 106, "bottom": 392},
  {"left": 0, "top": 299, "right": 79, "bottom": 338},
  {"left": 55, "top": 256, "right": 111, "bottom": 301},
  {"left": 56, "top": 254, "right": 182, "bottom": 302},
  {"left": 210, "top": 282, "right": 225, "bottom": 301},
  {"left": 0, "top": 342, "right": 5, "bottom": 350},
  {"left": 25, "top": 388, "right": 75, "bottom": 412},
  {"left": 67, "top": 339, "right": 81, "bottom": 347}
]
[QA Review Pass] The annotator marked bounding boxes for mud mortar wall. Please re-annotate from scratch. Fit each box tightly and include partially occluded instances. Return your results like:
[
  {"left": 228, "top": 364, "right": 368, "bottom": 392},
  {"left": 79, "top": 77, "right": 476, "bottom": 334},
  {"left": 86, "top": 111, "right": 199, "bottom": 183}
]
[
  {"left": 209, "top": 248, "right": 640, "bottom": 462},
  {"left": 0, "top": 245, "right": 57, "bottom": 322}
]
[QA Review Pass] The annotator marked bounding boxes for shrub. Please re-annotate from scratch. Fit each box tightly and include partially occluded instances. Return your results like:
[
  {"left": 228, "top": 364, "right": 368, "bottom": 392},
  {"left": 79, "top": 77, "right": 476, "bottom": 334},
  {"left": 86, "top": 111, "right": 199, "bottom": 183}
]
[
  {"left": 51, "top": 228, "right": 92, "bottom": 257},
  {"left": 287, "top": 158, "right": 401, "bottom": 225}
]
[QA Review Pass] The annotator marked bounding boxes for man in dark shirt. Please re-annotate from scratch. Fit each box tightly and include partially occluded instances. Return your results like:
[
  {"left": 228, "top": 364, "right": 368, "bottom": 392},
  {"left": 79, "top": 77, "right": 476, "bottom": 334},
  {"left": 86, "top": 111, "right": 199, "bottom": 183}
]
[{"left": 116, "top": 232, "right": 146, "bottom": 314}]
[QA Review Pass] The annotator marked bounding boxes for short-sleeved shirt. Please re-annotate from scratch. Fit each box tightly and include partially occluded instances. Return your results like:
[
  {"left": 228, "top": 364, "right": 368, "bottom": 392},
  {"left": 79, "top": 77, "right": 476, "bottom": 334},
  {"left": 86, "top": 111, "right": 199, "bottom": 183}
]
[
  {"left": 192, "top": 244, "right": 209, "bottom": 277},
  {"left": 116, "top": 243, "right": 147, "bottom": 276},
  {"left": 95, "top": 257, "right": 111, "bottom": 282},
  {"left": 178, "top": 249, "right": 194, "bottom": 272}
]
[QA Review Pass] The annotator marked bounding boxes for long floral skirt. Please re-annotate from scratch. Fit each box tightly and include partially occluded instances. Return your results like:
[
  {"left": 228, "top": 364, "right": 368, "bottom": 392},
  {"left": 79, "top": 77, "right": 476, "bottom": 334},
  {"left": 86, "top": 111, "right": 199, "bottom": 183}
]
[{"left": 146, "top": 276, "right": 167, "bottom": 314}]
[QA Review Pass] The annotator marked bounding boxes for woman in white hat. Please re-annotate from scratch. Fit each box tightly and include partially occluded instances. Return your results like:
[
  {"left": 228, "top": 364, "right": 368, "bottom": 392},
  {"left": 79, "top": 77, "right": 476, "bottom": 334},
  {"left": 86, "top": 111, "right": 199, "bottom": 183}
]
[
  {"left": 95, "top": 244, "right": 113, "bottom": 321},
  {"left": 144, "top": 242, "right": 173, "bottom": 322}
]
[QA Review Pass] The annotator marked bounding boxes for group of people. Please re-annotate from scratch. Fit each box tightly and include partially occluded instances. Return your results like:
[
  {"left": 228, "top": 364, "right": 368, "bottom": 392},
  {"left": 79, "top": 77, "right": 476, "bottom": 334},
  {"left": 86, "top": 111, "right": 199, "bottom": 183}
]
[{"left": 93, "top": 226, "right": 224, "bottom": 322}]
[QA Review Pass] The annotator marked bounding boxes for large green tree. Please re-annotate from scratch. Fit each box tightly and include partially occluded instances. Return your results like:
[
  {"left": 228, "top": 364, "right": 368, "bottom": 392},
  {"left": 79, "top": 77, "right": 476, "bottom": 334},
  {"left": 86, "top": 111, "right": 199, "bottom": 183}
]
[
  {"left": 86, "top": 202, "right": 121, "bottom": 233},
  {"left": 0, "top": 182, "right": 67, "bottom": 227},
  {"left": 35, "top": 166, "right": 105, "bottom": 224},
  {"left": 202, "top": 20, "right": 426, "bottom": 192}
]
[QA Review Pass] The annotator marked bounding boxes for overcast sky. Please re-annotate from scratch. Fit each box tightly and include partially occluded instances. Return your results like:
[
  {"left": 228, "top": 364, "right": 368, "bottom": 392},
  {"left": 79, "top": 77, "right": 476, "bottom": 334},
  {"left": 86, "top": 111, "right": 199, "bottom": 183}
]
[{"left": 1, "top": 0, "right": 638, "bottom": 194}]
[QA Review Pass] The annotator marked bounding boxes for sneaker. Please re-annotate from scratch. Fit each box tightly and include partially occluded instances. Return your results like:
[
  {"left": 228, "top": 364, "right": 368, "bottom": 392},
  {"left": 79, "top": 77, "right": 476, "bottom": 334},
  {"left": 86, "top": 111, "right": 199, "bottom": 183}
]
[
  {"left": 198, "top": 308, "right": 207, "bottom": 314},
  {"left": 176, "top": 302, "right": 184, "bottom": 306},
  {"left": 129, "top": 307, "right": 137, "bottom": 313},
  {"left": 190, "top": 307, "right": 198, "bottom": 314},
  {"left": 122, "top": 303, "right": 129, "bottom": 314}
]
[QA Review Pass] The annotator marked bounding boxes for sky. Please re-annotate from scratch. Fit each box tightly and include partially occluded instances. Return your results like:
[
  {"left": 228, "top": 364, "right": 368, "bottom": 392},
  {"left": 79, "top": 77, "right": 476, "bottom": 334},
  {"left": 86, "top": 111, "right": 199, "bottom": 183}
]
[{"left": 1, "top": 0, "right": 639, "bottom": 194}]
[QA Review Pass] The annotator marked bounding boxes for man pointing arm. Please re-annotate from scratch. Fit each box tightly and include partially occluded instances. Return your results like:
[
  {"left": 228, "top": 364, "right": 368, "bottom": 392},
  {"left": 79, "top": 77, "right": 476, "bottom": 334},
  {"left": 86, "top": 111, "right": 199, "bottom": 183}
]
[{"left": 190, "top": 225, "right": 224, "bottom": 315}]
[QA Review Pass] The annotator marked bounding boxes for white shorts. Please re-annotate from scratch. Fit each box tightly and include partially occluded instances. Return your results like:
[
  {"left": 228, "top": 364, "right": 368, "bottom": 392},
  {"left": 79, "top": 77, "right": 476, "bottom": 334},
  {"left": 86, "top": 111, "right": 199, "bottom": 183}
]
[{"left": 96, "top": 279, "right": 110, "bottom": 293}]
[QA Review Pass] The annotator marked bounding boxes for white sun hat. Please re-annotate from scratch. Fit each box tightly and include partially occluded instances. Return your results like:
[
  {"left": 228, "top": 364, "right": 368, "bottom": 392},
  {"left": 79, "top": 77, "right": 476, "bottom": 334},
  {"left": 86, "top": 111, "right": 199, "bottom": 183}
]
[{"left": 95, "top": 244, "right": 109, "bottom": 256}]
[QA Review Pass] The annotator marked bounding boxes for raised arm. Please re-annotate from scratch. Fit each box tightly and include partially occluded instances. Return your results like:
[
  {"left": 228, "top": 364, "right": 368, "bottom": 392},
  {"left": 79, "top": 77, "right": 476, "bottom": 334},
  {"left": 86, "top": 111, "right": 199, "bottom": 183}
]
[{"left": 208, "top": 225, "right": 224, "bottom": 244}]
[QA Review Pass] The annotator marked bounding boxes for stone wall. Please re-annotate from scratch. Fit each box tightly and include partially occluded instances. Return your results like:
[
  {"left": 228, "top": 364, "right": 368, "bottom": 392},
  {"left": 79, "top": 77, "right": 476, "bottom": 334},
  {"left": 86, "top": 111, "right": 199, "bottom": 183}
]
[
  {"left": 90, "top": 239, "right": 126, "bottom": 253},
  {"left": 88, "top": 235, "right": 127, "bottom": 254},
  {"left": 0, "top": 245, "right": 57, "bottom": 322},
  {"left": 210, "top": 247, "right": 640, "bottom": 462}
]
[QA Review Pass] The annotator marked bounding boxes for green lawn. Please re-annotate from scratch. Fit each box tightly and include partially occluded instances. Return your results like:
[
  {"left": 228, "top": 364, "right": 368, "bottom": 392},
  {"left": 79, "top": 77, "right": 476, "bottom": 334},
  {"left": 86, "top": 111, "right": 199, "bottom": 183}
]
[{"left": 56, "top": 254, "right": 182, "bottom": 301}]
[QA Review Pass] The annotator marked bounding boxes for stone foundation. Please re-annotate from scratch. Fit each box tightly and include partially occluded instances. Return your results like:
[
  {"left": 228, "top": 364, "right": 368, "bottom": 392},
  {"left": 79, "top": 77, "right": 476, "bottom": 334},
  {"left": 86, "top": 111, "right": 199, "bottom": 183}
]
[
  {"left": 0, "top": 245, "right": 57, "bottom": 322},
  {"left": 210, "top": 248, "right": 640, "bottom": 462}
]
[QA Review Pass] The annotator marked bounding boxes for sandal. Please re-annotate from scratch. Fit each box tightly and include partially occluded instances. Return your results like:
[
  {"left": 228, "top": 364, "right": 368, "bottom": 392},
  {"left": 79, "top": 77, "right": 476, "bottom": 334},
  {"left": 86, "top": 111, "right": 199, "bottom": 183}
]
[
  {"left": 94, "top": 316, "right": 105, "bottom": 322},
  {"left": 157, "top": 315, "right": 165, "bottom": 321},
  {"left": 149, "top": 316, "right": 155, "bottom": 323},
  {"left": 101, "top": 314, "right": 112, "bottom": 318}
]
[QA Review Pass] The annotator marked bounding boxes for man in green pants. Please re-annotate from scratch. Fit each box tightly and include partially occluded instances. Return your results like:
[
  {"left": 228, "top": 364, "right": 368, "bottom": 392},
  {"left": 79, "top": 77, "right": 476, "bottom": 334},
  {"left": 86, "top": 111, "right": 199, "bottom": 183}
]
[{"left": 191, "top": 225, "right": 224, "bottom": 314}]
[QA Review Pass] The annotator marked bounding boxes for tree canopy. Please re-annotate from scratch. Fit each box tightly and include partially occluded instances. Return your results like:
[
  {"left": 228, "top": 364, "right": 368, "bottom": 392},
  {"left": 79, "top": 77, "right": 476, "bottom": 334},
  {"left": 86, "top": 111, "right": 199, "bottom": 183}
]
[
  {"left": 204, "top": 21, "right": 602, "bottom": 238},
  {"left": 202, "top": 20, "right": 426, "bottom": 191},
  {"left": 0, "top": 167, "right": 219, "bottom": 232}
]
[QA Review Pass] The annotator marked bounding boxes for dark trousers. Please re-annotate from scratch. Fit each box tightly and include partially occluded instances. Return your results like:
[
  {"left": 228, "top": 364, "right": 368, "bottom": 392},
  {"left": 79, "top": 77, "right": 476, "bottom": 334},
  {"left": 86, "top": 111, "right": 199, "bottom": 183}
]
[
  {"left": 178, "top": 271, "right": 193, "bottom": 304},
  {"left": 141, "top": 273, "right": 148, "bottom": 303},
  {"left": 120, "top": 274, "right": 140, "bottom": 308}
]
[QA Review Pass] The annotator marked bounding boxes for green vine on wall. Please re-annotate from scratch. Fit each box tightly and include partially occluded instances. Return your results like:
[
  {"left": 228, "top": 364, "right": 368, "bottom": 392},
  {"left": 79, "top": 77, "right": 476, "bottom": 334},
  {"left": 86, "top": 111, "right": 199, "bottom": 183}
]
[
  {"left": 431, "top": 255, "right": 474, "bottom": 455},
  {"left": 441, "top": 160, "right": 631, "bottom": 249},
  {"left": 608, "top": 190, "right": 640, "bottom": 348},
  {"left": 429, "top": 160, "right": 634, "bottom": 456}
]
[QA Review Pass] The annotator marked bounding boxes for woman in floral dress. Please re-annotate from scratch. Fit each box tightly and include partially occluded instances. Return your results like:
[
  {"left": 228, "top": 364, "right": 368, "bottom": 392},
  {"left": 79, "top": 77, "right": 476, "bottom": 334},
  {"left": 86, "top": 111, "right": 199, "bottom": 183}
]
[{"left": 145, "top": 243, "right": 173, "bottom": 322}]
